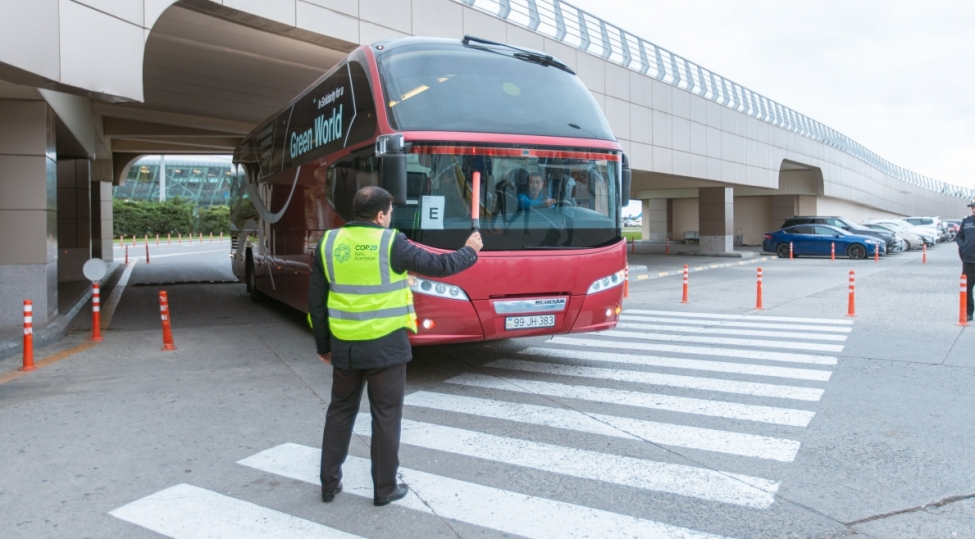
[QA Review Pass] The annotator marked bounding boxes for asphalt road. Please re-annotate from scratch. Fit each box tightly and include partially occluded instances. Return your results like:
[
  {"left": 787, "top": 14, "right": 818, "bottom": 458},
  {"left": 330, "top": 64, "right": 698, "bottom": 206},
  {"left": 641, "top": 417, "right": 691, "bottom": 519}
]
[{"left": 0, "top": 242, "right": 973, "bottom": 538}]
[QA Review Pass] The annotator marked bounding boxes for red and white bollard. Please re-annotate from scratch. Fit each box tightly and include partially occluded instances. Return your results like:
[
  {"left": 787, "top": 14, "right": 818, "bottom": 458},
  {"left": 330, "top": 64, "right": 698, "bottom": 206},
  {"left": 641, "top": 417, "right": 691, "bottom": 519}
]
[
  {"left": 831, "top": 242, "right": 835, "bottom": 261},
  {"left": 665, "top": 238, "right": 670, "bottom": 255},
  {"left": 199, "top": 232, "right": 203, "bottom": 243},
  {"left": 922, "top": 244, "right": 927, "bottom": 264},
  {"left": 91, "top": 283, "right": 103, "bottom": 342},
  {"left": 210, "top": 232, "right": 213, "bottom": 243},
  {"left": 219, "top": 232, "right": 223, "bottom": 242},
  {"left": 156, "top": 234, "right": 160, "bottom": 246},
  {"left": 959, "top": 275, "right": 969, "bottom": 327},
  {"left": 874, "top": 244, "right": 879, "bottom": 262},
  {"left": 125, "top": 245, "right": 129, "bottom": 265},
  {"left": 20, "top": 300, "right": 35, "bottom": 372},
  {"left": 846, "top": 270, "right": 856, "bottom": 317},
  {"left": 789, "top": 242, "right": 794, "bottom": 260},
  {"left": 132, "top": 235, "right": 136, "bottom": 247},
  {"left": 681, "top": 264, "right": 689, "bottom": 304},
  {"left": 623, "top": 265, "right": 630, "bottom": 299},
  {"left": 168, "top": 233, "right": 171, "bottom": 246},
  {"left": 159, "top": 291, "right": 177, "bottom": 351},
  {"left": 755, "top": 267, "right": 764, "bottom": 310},
  {"left": 188, "top": 232, "right": 192, "bottom": 244},
  {"left": 178, "top": 232, "right": 182, "bottom": 245},
  {"left": 145, "top": 243, "right": 150, "bottom": 264}
]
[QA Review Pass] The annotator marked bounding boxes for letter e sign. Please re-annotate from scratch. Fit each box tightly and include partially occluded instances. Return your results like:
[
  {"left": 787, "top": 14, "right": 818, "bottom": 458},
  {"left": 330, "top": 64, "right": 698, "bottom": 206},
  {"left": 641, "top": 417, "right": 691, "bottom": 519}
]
[{"left": 421, "top": 195, "right": 445, "bottom": 230}]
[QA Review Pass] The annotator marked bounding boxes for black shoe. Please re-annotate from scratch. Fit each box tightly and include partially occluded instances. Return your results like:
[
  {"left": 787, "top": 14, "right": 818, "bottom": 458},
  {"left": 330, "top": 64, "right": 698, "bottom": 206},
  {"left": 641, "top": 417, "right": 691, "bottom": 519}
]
[
  {"left": 321, "top": 482, "right": 343, "bottom": 503},
  {"left": 374, "top": 484, "right": 409, "bottom": 507},
  {"left": 968, "top": 315, "right": 973, "bottom": 322}
]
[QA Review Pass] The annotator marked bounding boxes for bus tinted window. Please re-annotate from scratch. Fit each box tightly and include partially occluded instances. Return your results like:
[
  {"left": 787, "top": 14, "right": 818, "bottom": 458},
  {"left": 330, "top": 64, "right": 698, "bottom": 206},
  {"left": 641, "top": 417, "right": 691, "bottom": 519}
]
[
  {"left": 377, "top": 43, "right": 615, "bottom": 140},
  {"left": 391, "top": 145, "right": 620, "bottom": 251}
]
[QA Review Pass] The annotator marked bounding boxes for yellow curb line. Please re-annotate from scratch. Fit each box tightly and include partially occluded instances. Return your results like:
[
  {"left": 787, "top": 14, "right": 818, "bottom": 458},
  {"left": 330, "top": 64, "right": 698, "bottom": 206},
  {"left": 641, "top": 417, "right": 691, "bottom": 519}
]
[{"left": 0, "top": 341, "right": 98, "bottom": 386}]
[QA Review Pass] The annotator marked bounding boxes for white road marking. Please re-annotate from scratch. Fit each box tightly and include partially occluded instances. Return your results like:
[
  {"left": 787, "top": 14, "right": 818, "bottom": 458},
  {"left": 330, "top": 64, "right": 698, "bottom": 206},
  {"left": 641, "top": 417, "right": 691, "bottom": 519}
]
[
  {"left": 355, "top": 415, "right": 780, "bottom": 509},
  {"left": 149, "top": 249, "right": 229, "bottom": 258},
  {"left": 615, "top": 322, "right": 848, "bottom": 342},
  {"left": 447, "top": 373, "right": 815, "bottom": 427},
  {"left": 549, "top": 336, "right": 838, "bottom": 366},
  {"left": 405, "top": 391, "right": 638, "bottom": 439},
  {"left": 620, "top": 315, "right": 853, "bottom": 333},
  {"left": 521, "top": 347, "right": 833, "bottom": 381},
  {"left": 239, "top": 444, "right": 717, "bottom": 539},
  {"left": 101, "top": 261, "right": 136, "bottom": 328},
  {"left": 625, "top": 310, "right": 854, "bottom": 325},
  {"left": 484, "top": 359, "right": 824, "bottom": 401},
  {"left": 109, "top": 483, "right": 359, "bottom": 539},
  {"left": 405, "top": 391, "right": 800, "bottom": 462},
  {"left": 596, "top": 330, "right": 845, "bottom": 353}
]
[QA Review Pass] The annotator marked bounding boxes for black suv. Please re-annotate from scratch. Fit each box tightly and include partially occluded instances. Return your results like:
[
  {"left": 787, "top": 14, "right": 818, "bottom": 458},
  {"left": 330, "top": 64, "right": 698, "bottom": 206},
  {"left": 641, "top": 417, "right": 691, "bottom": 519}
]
[{"left": 780, "top": 216, "right": 900, "bottom": 252}]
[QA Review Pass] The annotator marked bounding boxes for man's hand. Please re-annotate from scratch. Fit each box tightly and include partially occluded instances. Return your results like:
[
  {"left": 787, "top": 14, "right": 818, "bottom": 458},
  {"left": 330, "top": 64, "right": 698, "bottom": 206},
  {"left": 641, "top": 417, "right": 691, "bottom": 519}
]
[
  {"left": 318, "top": 353, "right": 331, "bottom": 365},
  {"left": 465, "top": 231, "right": 483, "bottom": 253}
]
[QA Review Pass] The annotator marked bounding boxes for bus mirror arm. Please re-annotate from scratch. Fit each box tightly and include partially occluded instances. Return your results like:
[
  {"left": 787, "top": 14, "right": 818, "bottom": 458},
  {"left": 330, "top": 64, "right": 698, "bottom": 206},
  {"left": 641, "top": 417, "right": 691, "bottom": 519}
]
[{"left": 621, "top": 153, "right": 632, "bottom": 207}]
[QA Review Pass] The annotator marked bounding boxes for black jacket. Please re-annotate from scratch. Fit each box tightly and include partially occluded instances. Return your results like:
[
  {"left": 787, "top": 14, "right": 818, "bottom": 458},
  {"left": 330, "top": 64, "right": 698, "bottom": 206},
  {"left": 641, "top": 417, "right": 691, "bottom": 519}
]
[
  {"left": 958, "top": 215, "right": 975, "bottom": 263},
  {"left": 309, "top": 222, "right": 478, "bottom": 370}
]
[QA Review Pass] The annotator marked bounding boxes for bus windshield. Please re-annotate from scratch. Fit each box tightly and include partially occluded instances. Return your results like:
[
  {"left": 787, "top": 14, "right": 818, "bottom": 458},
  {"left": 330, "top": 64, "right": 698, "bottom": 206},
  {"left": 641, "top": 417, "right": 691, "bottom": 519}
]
[
  {"left": 391, "top": 146, "right": 620, "bottom": 251},
  {"left": 377, "top": 41, "right": 615, "bottom": 140}
]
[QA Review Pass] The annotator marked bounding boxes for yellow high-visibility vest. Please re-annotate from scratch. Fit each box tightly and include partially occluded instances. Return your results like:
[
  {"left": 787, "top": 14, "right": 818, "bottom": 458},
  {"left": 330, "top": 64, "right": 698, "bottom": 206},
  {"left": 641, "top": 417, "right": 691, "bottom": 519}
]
[{"left": 320, "top": 226, "right": 416, "bottom": 340}]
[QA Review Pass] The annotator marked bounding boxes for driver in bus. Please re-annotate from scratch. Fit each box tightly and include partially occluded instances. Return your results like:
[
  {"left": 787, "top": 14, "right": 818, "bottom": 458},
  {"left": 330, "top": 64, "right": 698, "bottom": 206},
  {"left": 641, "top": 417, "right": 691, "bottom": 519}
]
[
  {"left": 518, "top": 172, "right": 556, "bottom": 210},
  {"left": 309, "top": 186, "right": 482, "bottom": 508}
]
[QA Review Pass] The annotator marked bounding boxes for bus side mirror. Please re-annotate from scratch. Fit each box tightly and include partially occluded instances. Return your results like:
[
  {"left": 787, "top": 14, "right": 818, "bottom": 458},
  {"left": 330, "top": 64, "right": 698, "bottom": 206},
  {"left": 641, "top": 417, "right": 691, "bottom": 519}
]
[
  {"left": 377, "top": 134, "right": 407, "bottom": 205},
  {"left": 621, "top": 153, "right": 632, "bottom": 207}
]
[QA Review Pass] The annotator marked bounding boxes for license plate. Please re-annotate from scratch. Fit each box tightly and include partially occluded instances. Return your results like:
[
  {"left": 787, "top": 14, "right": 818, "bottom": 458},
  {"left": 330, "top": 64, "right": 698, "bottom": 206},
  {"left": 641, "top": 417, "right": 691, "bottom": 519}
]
[{"left": 505, "top": 315, "right": 556, "bottom": 330}]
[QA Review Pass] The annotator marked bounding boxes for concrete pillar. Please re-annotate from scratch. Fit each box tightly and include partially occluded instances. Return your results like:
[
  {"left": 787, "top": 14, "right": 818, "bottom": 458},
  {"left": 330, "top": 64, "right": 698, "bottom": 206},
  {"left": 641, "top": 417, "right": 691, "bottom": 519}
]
[
  {"left": 90, "top": 158, "right": 114, "bottom": 262},
  {"left": 771, "top": 194, "right": 818, "bottom": 230},
  {"left": 666, "top": 198, "right": 674, "bottom": 241},
  {"left": 57, "top": 159, "right": 91, "bottom": 282},
  {"left": 0, "top": 100, "right": 58, "bottom": 326},
  {"left": 699, "top": 187, "right": 734, "bottom": 253},
  {"left": 641, "top": 199, "right": 668, "bottom": 241}
]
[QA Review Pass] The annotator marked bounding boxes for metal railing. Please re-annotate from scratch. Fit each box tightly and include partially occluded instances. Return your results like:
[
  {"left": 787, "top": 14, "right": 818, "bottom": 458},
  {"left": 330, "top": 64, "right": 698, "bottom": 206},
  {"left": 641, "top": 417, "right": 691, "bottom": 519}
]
[{"left": 456, "top": 0, "right": 973, "bottom": 200}]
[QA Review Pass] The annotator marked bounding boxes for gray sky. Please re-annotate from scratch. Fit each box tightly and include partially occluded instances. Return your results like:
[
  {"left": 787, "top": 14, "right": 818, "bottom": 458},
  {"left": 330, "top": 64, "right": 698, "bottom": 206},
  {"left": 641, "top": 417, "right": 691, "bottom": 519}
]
[{"left": 570, "top": 0, "right": 975, "bottom": 190}]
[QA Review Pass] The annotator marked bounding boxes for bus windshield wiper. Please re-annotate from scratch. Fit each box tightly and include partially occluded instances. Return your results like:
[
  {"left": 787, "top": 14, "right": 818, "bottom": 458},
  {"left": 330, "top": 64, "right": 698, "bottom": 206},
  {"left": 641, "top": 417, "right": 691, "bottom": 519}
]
[{"left": 462, "top": 35, "right": 575, "bottom": 74}]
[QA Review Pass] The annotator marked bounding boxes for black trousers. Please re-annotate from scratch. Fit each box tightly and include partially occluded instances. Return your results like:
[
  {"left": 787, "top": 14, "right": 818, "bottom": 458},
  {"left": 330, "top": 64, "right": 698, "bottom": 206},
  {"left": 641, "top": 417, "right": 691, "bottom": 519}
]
[
  {"left": 965, "top": 262, "right": 975, "bottom": 317},
  {"left": 320, "top": 362, "right": 406, "bottom": 499}
]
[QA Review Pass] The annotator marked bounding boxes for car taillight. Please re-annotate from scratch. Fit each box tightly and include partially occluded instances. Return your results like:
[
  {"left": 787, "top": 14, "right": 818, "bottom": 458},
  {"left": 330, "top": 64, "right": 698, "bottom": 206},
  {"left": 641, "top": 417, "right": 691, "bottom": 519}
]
[{"left": 764, "top": 234, "right": 773, "bottom": 240}]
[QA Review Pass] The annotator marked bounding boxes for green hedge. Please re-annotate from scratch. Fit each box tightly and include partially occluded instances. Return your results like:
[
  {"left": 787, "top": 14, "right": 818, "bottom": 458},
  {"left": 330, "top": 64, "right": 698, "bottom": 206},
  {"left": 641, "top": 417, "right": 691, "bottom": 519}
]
[{"left": 113, "top": 198, "right": 230, "bottom": 237}]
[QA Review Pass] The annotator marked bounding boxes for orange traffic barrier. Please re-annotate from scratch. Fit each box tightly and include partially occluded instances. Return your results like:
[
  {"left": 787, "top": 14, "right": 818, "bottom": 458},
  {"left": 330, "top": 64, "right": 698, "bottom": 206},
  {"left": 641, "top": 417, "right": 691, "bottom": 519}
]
[
  {"left": 665, "top": 238, "right": 670, "bottom": 255},
  {"left": 219, "top": 232, "right": 223, "bottom": 242},
  {"left": 846, "top": 270, "right": 856, "bottom": 317},
  {"left": 124, "top": 245, "right": 129, "bottom": 265},
  {"left": 131, "top": 235, "right": 136, "bottom": 247},
  {"left": 167, "top": 233, "right": 171, "bottom": 245},
  {"left": 959, "top": 275, "right": 969, "bottom": 327},
  {"left": 159, "top": 291, "right": 177, "bottom": 351},
  {"left": 831, "top": 242, "right": 835, "bottom": 261},
  {"left": 178, "top": 232, "right": 182, "bottom": 244},
  {"left": 874, "top": 244, "right": 879, "bottom": 262},
  {"left": 623, "top": 265, "right": 630, "bottom": 299},
  {"left": 145, "top": 243, "right": 150, "bottom": 264},
  {"left": 922, "top": 244, "right": 927, "bottom": 264},
  {"left": 156, "top": 234, "right": 160, "bottom": 246},
  {"left": 91, "top": 283, "right": 103, "bottom": 342},
  {"left": 199, "top": 232, "right": 203, "bottom": 243},
  {"left": 755, "top": 267, "right": 764, "bottom": 310},
  {"left": 681, "top": 264, "right": 689, "bottom": 304},
  {"left": 188, "top": 232, "right": 192, "bottom": 244},
  {"left": 630, "top": 239, "right": 635, "bottom": 254},
  {"left": 210, "top": 232, "right": 213, "bottom": 243},
  {"left": 144, "top": 234, "right": 148, "bottom": 247},
  {"left": 789, "top": 242, "right": 794, "bottom": 260},
  {"left": 20, "top": 300, "right": 35, "bottom": 372}
]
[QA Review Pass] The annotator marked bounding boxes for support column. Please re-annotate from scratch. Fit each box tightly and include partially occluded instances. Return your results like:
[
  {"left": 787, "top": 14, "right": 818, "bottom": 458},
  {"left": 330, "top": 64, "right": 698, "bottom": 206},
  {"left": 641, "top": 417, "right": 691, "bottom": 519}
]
[
  {"left": 91, "top": 159, "right": 114, "bottom": 262},
  {"left": 641, "top": 199, "right": 668, "bottom": 241},
  {"left": 699, "top": 187, "right": 734, "bottom": 253},
  {"left": 57, "top": 159, "right": 91, "bottom": 282},
  {"left": 0, "top": 100, "right": 58, "bottom": 326}
]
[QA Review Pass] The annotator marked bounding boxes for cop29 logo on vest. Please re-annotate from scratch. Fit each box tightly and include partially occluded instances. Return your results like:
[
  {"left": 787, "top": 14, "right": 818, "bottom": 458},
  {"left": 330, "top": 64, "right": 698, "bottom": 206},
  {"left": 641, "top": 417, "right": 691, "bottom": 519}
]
[{"left": 334, "top": 243, "right": 352, "bottom": 263}]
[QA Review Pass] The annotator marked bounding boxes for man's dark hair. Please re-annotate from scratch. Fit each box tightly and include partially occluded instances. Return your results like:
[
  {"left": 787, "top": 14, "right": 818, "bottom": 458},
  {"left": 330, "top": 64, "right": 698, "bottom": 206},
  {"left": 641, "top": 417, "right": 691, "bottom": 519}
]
[{"left": 352, "top": 186, "right": 394, "bottom": 220}]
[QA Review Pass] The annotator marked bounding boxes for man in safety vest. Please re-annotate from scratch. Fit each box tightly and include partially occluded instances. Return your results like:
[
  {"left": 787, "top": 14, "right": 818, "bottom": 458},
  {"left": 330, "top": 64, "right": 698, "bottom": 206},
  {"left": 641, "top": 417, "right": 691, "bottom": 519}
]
[{"left": 309, "top": 186, "right": 482, "bottom": 506}]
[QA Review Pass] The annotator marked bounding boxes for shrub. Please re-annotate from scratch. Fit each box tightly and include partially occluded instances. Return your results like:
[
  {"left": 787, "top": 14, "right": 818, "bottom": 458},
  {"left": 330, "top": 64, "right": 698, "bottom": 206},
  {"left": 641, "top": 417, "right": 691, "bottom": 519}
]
[
  {"left": 112, "top": 198, "right": 197, "bottom": 237},
  {"left": 198, "top": 205, "right": 230, "bottom": 235}
]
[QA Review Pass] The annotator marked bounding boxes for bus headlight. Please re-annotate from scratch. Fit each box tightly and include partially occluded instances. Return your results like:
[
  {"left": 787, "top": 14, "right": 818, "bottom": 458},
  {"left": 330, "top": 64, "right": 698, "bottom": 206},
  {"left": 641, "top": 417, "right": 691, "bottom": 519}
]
[
  {"left": 410, "top": 276, "right": 469, "bottom": 301},
  {"left": 587, "top": 270, "right": 626, "bottom": 294}
]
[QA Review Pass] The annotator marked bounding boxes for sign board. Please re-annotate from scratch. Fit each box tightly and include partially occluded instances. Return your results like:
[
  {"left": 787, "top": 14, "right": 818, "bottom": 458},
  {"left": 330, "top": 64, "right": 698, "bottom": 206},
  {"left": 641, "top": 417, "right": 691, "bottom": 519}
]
[
  {"left": 82, "top": 258, "right": 107, "bottom": 283},
  {"left": 420, "top": 196, "right": 445, "bottom": 230}
]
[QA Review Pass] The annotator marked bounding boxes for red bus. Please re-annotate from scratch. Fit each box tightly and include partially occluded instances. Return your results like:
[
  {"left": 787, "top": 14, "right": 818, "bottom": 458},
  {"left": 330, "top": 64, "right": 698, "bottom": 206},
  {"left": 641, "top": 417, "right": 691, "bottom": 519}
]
[{"left": 230, "top": 36, "right": 632, "bottom": 344}]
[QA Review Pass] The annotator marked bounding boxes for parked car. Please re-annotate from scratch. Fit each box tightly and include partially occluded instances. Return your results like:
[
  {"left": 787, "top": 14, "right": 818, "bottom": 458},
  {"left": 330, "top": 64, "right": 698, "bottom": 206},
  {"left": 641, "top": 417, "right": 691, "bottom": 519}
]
[
  {"left": 861, "top": 223, "right": 923, "bottom": 250},
  {"left": 763, "top": 224, "right": 886, "bottom": 259},
  {"left": 863, "top": 219, "right": 936, "bottom": 246},
  {"left": 780, "top": 216, "right": 901, "bottom": 253}
]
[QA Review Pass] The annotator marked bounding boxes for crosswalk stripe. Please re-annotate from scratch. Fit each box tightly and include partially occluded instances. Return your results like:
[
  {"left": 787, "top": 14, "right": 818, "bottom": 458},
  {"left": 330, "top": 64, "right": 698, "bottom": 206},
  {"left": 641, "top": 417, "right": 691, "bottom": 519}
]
[
  {"left": 109, "top": 483, "right": 359, "bottom": 539},
  {"left": 550, "top": 336, "right": 838, "bottom": 366},
  {"left": 615, "top": 322, "right": 848, "bottom": 341},
  {"left": 521, "top": 347, "right": 833, "bottom": 381},
  {"left": 356, "top": 414, "right": 780, "bottom": 508},
  {"left": 405, "top": 390, "right": 639, "bottom": 439},
  {"left": 405, "top": 391, "right": 800, "bottom": 462},
  {"left": 447, "top": 373, "right": 815, "bottom": 426},
  {"left": 620, "top": 315, "right": 853, "bottom": 333},
  {"left": 625, "top": 310, "right": 854, "bottom": 325},
  {"left": 239, "top": 444, "right": 718, "bottom": 539},
  {"left": 597, "top": 330, "right": 845, "bottom": 352},
  {"left": 484, "top": 359, "right": 825, "bottom": 401}
]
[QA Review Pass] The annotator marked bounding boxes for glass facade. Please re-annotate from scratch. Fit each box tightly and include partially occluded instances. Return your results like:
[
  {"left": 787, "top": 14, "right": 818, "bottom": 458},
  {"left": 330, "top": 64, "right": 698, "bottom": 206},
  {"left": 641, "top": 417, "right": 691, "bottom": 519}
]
[{"left": 114, "top": 155, "right": 243, "bottom": 207}]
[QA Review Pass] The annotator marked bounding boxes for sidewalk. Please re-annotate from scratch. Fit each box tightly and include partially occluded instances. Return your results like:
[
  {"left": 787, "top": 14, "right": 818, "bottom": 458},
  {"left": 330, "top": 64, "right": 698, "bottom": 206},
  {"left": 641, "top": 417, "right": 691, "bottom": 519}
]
[{"left": 624, "top": 240, "right": 776, "bottom": 279}]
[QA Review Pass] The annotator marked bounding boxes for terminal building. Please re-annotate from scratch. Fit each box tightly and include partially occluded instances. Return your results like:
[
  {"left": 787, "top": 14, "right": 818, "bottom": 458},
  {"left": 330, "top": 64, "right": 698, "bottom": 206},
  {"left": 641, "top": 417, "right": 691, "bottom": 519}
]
[{"left": 1, "top": 0, "right": 971, "bottom": 328}]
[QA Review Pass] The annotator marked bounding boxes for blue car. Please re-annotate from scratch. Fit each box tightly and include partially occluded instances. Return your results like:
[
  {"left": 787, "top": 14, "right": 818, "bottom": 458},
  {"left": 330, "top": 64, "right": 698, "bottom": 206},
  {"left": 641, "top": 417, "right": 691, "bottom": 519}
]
[{"left": 763, "top": 224, "right": 886, "bottom": 259}]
